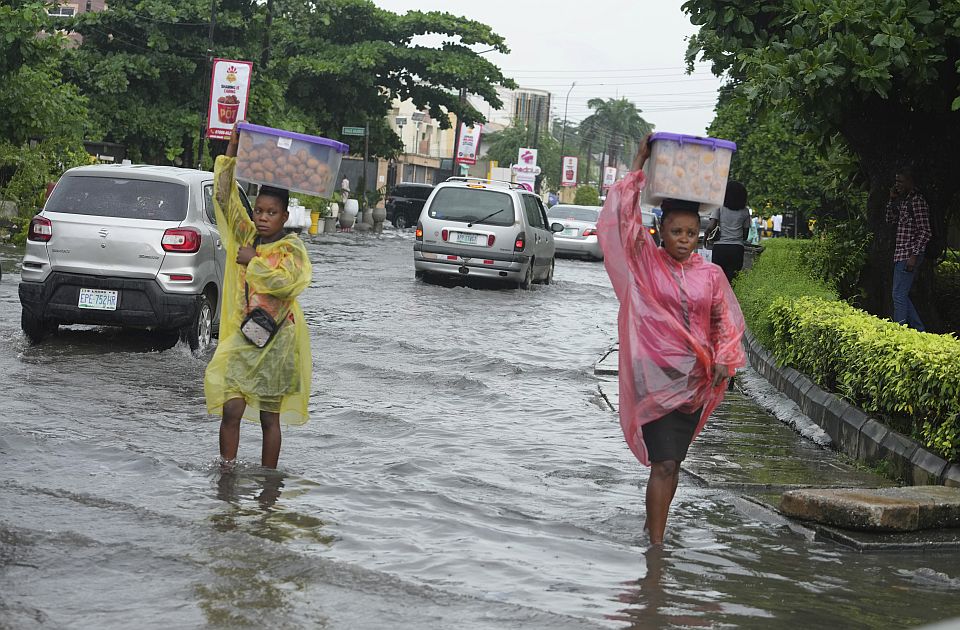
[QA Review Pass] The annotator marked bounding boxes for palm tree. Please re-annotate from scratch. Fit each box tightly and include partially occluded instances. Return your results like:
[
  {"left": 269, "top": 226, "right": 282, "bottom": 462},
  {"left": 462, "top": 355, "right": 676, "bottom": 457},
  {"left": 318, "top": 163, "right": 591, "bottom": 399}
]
[{"left": 579, "top": 97, "right": 654, "bottom": 169}]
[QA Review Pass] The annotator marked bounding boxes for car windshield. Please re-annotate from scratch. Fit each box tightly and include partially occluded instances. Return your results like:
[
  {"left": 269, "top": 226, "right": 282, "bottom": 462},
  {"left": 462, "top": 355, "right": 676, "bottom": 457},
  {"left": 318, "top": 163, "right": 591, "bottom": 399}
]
[
  {"left": 428, "top": 187, "right": 516, "bottom": 226},
  {"left": 45, "top": 176, "right": 189, "bottom": 221},
  {"left": 548, "top": 206, "right": 599, "bottom": 222}
]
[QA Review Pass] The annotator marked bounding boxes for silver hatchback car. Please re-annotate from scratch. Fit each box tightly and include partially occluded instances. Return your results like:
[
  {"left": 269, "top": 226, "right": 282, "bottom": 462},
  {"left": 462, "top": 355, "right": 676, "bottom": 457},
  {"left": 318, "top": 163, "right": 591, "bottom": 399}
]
[
  {"left": 413, "top": 177, "right": 564, "bottom": 288},
  {"left": 18, "top": 164, "right": 250, "bottom": 351}
]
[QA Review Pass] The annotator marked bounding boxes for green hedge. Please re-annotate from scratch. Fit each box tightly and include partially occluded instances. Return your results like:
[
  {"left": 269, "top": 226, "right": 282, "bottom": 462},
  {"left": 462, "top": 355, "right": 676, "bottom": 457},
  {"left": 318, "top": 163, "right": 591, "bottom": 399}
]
[
  {"left": 734, "top": 239, "right": 960, "bottom": 463},
  {"left": 732, "top": 239, "right": 838, "bottom": 349},
  {"left": 769, "top": 296, "right": 960, "bottom": 460},
  {"left": 936, "top": 260, "right": 960, "bottom": 333}
]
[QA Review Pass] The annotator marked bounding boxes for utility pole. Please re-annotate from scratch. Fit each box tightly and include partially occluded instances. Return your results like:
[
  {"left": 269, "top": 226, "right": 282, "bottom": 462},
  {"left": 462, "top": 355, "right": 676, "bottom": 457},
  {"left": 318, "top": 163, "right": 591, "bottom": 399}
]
[
  {"left": 451, "top": 88, "right": 467, "bottom": 175},
  {"left": 261, "top": 0, "right": 274, "bottom": 68},
  {"left": 363, "top": 119, "right": 370, "bottom": 212},
  {"left": 196, "top": 0, "right": 217, "bottom": 169},
  {"left": 558, "top": 81, "right": 576, "bottom": 186}
]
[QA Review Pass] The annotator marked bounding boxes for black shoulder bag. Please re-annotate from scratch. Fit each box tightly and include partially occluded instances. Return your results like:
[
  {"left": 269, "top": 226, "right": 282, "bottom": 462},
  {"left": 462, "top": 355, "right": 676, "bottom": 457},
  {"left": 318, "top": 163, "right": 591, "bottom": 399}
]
[{"left": 239, "top": 238, "right": 281, "bottom": 348}]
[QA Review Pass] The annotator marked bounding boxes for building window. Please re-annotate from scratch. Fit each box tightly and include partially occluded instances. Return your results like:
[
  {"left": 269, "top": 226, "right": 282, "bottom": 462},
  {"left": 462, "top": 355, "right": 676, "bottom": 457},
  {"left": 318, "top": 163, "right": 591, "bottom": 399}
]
[{"left": 48, "top": 5, "right": 77, "bottom": 17}]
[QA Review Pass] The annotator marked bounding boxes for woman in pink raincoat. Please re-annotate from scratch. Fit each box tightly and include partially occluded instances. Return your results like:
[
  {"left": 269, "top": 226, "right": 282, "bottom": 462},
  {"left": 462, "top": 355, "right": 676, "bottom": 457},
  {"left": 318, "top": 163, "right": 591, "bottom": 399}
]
[{"left": 597, "top": 138, "right": 746, "bottom": 546}]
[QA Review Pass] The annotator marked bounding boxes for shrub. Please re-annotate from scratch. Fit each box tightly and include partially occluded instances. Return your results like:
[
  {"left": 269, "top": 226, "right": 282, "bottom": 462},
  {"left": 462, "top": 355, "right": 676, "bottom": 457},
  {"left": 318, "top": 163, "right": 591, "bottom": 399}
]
[
  {"left": 935, "top": 260, "right": 960, "bottom": 333},
  {"left": 769, "top": 296, "right": 960, "bottom": 461},
  {"left": 799, "top": 220, "right": 873, "bottom": 302},
  {"left": 732, "top": 239, "right": 838, "bottom": 349},
  {"left": 573, "top": 186, "right": 600, "bottom": 206}
]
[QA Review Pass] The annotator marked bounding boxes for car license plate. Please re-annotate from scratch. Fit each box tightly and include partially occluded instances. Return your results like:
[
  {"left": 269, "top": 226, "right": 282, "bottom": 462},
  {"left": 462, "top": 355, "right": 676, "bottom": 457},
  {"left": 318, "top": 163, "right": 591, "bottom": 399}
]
[
  {"left": 78, "top": 288, "right": 118, "bottom": 311},
  {"left": 561, "top": 228, "right": 578, "bottom": 237},
  {"left": 454, "top": 232, "right": 479, "bottom": 245}
]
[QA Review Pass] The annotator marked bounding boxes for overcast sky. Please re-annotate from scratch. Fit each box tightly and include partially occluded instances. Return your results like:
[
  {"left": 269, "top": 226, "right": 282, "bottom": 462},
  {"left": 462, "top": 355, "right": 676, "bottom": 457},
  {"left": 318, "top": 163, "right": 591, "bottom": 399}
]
[{"left": 370, "top": 0, "right": 725, "bottom": 138}]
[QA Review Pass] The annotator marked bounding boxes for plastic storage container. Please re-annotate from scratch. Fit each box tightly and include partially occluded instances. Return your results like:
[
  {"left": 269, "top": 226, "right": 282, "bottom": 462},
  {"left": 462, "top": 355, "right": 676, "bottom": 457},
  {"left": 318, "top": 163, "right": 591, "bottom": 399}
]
[
  {"left": 641, "top": 132, "right": 737, "bottom": 212},
  {"left": 235, "top": 122, "right": 349, "bottom": 198}
]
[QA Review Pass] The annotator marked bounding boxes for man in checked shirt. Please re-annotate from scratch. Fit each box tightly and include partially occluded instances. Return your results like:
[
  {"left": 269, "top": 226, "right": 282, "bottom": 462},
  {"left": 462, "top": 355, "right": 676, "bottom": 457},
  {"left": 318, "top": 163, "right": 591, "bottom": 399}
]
[{"left": 886, "top": 165, "right": 932, "bottom": 331}]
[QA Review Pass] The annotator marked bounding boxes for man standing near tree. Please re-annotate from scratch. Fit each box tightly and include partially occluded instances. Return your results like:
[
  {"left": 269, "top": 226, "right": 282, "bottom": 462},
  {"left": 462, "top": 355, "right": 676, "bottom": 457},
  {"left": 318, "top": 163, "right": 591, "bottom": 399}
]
[{"left": 886, "top": 165, "right": 932, "bottom": 331}]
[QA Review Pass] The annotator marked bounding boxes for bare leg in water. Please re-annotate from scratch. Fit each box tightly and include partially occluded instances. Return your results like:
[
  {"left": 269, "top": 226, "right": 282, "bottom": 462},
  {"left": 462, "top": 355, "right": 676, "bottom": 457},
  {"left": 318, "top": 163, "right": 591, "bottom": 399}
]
[
  {"left": 644, "top": 460, "right": 681, "bottom": 545},
  {"left": 219, "top": 398, "right": 246, "bottom": 464},
  {"left": 219, "top": 399, "right": 283, "bottom": 469},
  {"left": 260, "top": 411, "right": 282, "bottom": 469}
]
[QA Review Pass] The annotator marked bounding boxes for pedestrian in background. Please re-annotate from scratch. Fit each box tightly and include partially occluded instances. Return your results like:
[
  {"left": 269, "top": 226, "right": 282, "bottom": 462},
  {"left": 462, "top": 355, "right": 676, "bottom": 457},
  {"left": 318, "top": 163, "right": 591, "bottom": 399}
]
[
  {"left": 772, "top": 213, "right": 783, "bottom": 238},
  {"left": 341, "top": 176, "right": 351, "bottom": 204},
  {"left": 205, "top": 126, "right": 313, "bottom": 469},
  {"left": 597, "top": 136, "right": 746, "bottom": 547},
  {"left": 886, "top": 164, "right": 931, "bottom": 331},
  {"left": 705, "top": 181, "right": 751, "bottom": 284}
]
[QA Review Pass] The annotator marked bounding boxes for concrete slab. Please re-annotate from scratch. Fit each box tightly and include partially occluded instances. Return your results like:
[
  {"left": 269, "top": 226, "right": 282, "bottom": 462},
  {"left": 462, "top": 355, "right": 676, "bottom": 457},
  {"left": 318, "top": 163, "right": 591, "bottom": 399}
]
[{"left": 780, "top": 486, "right": 960, "bottom": 532}]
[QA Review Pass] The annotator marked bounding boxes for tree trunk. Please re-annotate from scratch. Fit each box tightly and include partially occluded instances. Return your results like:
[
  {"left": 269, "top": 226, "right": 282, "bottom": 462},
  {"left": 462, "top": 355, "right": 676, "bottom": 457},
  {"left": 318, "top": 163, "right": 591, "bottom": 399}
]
[{"left": 840, "top": 96, "right": 952, "bottom": 332}]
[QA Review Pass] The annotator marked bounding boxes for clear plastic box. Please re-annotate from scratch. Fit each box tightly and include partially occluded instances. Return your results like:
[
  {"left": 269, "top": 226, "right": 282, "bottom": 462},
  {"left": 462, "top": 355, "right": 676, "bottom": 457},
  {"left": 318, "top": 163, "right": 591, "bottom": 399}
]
[
  {"left": 641, "top": 132, "right": 737, "bottom": 212},
  {"left": 235, "top": 122, "right": 349, "bottom": 198}
]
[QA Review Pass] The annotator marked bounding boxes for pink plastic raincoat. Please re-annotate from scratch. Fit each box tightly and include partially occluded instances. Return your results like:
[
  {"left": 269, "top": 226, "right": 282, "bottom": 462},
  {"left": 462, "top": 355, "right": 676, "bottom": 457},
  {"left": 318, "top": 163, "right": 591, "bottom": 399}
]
[{"left": 597, "top": 170, "right": 746, "bottom": 466}]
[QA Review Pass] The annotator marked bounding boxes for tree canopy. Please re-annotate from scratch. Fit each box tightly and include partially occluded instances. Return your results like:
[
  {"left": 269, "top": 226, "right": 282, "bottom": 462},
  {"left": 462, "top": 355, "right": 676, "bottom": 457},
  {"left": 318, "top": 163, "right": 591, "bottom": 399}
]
[
  {"left": 579, "top": 97, "right": 653, "bottom": 169},
  {"left": 63, "top": 0, "right": 516, "bottom": 165},
  {"left": 683, "top": 0, "right": 960, "bottom": 325}
]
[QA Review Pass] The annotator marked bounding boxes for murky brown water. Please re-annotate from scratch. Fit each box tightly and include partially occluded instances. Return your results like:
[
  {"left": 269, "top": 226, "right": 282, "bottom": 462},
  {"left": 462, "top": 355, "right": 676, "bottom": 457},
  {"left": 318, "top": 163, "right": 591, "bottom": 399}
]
[{"left": 1, "top": 236, "right": 959, "bottom": 629}]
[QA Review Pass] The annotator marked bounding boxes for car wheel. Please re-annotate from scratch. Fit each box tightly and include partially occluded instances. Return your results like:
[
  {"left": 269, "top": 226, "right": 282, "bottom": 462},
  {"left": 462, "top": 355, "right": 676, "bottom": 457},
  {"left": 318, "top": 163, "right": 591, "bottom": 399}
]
[
  {"left": 21, "top": 311, "right": 55, "bottom": 344},
  {"left": 180, "top": 294, "right": 213, "bottom": 353},
  {"left": 415, "top": 270, "right": 425, "bottom": 280},
  {"left": 518, "top": 260, "right": 534, "bottom": 290},
  {"left": 543, "top": 259, "right": 555, "bottom": 285},
  {"left": 394, "top": 213, "right": 409, "bottom": 230}
]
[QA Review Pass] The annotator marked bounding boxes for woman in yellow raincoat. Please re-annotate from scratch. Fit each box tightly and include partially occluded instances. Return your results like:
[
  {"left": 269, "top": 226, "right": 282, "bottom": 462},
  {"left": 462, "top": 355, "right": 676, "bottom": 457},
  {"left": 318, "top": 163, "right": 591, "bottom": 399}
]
[{"left": 205, "top": 127, "right": 312, "bottom": 469}]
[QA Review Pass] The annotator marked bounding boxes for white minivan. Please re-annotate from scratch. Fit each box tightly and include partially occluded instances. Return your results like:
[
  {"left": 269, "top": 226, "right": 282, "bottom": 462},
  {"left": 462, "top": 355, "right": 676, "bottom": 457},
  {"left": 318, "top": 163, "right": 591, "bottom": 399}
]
[{"left": 413, "top": 177, "right": 564, "bottom": 288}]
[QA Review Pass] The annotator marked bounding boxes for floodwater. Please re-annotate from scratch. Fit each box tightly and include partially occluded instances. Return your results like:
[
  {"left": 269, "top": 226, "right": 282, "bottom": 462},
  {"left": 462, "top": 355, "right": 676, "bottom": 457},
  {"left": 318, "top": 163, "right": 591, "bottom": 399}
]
[{"left": 1, "top": 235, "right": 959, "bottom": 629}]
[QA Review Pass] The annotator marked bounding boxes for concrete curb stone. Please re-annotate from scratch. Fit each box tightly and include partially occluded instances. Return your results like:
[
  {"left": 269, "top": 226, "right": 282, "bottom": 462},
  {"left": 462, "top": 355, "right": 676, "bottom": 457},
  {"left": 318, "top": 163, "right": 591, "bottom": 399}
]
[
  {"left": 838, "top": 407, "right": 869, "bottom": 460},
  {"left": 742, "top": 331, "right": 955, "bottom": 487}
]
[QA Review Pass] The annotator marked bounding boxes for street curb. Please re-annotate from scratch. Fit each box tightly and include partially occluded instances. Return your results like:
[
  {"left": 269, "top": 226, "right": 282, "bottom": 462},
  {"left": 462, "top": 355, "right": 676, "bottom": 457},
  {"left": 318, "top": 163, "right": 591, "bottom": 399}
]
[{"left": 742, "top": 329, "right": 954, "bottom": 486}]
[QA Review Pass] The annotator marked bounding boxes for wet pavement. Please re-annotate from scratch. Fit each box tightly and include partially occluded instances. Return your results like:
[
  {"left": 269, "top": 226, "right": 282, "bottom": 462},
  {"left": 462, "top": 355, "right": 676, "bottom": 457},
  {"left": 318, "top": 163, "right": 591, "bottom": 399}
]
[{"left": 2, "top": 235, "right": 960, "bottom": 629}]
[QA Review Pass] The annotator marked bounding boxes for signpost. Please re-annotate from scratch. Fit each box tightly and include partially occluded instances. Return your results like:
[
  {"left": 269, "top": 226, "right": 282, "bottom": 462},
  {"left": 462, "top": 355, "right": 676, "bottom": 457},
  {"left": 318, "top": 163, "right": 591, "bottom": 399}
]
[
  {"left": 561, "top": 156, "right": 578, "bottom": 187},
  {"left": 205, "top": 59, "right": 253, "bottom": 140}
]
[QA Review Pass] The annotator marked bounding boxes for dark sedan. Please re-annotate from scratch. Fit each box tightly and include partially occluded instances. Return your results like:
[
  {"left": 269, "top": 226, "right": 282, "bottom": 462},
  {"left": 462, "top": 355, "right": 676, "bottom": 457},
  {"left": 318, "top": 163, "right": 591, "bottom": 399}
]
[{"left": 386, "top": 183, "right": 435, "bottom": 229}]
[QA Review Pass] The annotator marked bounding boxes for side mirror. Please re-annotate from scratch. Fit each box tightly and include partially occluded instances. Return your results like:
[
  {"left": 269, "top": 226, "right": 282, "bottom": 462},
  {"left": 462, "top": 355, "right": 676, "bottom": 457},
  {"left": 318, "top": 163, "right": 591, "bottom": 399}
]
[{"left": 550, "top": 222, "right": 565, "bottom": 233}]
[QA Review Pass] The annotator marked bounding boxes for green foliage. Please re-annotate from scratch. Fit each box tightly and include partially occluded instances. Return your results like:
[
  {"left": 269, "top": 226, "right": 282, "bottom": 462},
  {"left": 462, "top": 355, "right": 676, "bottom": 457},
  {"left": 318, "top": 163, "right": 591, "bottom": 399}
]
[
  {"left": 799, "top": 220, "right": 873, "bottom": 302},
  {"left": 0, "top": 139, "right": 91, "bottom": 245},
  {"left": 573, "top": 186, "right": 600, "bottom": 207},
  {"left": 935, "top": 260, "right": 960, "bottom": 332},
  {"left": 769, "top": 296, "right": 960, "bottom": 461},
  {"left": 579, "top": 97, "right": 654, "bottom": 169},
  {"left": 64, "top": 0, "right": 515, "bottom": 165},
  {"left": 707, "top": 87, "right": 868, "bottom": 225},
  {"left": 732, "top": 239, "right": 838, "bottom": 348}
]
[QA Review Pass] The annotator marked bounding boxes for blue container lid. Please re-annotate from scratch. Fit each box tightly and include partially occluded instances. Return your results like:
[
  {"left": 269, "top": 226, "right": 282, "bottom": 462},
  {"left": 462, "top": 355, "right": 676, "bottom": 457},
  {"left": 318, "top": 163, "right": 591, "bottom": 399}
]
[
  {"left": 238, "top": 122, "right": 350, "bottom": 154},
  {"left": 648, "top": 132, "right": 737, "bottom": 152}
]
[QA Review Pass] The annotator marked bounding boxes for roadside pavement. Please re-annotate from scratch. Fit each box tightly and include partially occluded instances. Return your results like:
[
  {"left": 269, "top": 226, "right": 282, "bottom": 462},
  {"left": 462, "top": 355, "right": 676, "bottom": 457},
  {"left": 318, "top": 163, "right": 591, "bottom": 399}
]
[{"left": 595, "top": 345, "right": 960, "bottom": 550}]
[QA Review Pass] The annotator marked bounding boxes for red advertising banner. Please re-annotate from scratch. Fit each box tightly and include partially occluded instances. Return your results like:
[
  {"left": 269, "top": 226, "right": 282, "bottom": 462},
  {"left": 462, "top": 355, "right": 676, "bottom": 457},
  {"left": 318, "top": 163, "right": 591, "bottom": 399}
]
[
  {"left": 206, "top": 59, "right": 253, "bottom": 140},
  {"left": 561, "top": 156, "right": 578, "bottom": 187},
  {"left": 455, "top": 123, "right": 483, "bottom": 165}
]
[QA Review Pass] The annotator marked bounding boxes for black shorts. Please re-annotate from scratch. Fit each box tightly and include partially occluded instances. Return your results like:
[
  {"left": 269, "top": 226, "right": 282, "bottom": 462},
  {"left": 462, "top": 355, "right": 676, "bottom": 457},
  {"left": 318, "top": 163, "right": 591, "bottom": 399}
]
[{"left": 642, "top": 408, "right": 703, "bottom": 463}]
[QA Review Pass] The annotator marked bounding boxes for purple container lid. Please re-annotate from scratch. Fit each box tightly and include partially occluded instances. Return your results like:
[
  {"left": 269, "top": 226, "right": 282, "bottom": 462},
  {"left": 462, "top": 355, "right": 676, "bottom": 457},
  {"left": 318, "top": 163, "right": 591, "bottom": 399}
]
[
  {"left": 649, "top": 132, "right": 736, "bottom": 152},
  {"left": 238, "top": 122, "right": 350, "bottom": 154}
]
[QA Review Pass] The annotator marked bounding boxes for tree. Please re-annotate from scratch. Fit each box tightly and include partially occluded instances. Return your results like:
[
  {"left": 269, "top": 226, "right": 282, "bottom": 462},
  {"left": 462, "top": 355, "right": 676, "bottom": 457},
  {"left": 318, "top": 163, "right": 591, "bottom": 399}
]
[
  {"left": 0, "top": 2, "right": 88, "bottom": 228},
  {"left": 579, "top": 97, "right": 654, "bottom": 170},
  {"left": 683, "top": 0, "right": 960, "bottom": 328},
  {"left": 65, "top": 0, "right": 516, "bottom": 166},
  {"left": 707, "top": 85, "right": 867, "bottom": 227}
]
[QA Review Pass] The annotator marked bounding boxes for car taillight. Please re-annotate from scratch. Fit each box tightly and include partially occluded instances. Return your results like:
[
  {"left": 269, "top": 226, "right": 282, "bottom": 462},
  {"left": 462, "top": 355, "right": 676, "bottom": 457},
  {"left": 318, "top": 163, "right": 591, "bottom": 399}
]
[
  {"left": 161, "top": 228, "right": 201, "bottom": 253},
  {"left": 415, "top": 222, "right": 423, "bottom": 241},
  {"left": 487, "top": 234, "right": 496, "bottom": 246},
  {"left": 441, "top": 228, "right": 449, "bottom": 242},
  {"left": 583, "top": 228, "right": 597, "bottom": 237},
  {"left": 28, "top": 216, "right": 52, "bottom": 242},
  {"left": 514, "top": 232, "right": 526, "bottom": 251}
]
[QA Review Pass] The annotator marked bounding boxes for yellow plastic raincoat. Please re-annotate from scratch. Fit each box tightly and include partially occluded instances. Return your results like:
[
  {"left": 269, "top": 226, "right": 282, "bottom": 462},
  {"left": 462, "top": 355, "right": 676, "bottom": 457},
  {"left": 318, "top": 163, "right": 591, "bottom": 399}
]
[{"left": 204, "top": 156, "right": 312, "bottom": 425}]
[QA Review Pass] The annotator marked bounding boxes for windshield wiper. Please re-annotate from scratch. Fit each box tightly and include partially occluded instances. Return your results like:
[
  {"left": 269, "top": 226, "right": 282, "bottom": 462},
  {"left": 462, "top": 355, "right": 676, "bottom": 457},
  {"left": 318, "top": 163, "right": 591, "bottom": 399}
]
[{"left": 468, "top": 208, "right": 504, "bottom": 227}]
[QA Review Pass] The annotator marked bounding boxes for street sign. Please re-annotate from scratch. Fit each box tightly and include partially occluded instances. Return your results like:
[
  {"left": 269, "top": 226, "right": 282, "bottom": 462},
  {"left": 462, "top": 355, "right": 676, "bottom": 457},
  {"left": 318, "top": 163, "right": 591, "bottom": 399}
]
[{"left": 342, "top": 126, "right": 366, "bottom": 136}]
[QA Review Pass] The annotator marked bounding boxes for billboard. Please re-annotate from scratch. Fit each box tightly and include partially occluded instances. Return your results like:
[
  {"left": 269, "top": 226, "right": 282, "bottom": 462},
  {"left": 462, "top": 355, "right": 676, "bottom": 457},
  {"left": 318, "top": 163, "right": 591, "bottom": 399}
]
[
  {"left": 561, "top": 156, "right": 578, "bottom": 187},
  {"left": 603, "top": 166, "right": 617, "bottom": 188},
  {"left": 206, "top": 59, "right": 253, "bottom": 140},
  {"left": 513, "top": 147, "right": 540, "bottom": 191},
  {"left": 456, "top": 123, "right": 483, "bottom": 165}
]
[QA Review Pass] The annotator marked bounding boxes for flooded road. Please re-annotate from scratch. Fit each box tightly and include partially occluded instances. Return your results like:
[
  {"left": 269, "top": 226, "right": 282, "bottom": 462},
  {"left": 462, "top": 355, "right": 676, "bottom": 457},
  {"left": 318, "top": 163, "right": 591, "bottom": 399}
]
[{"left": 1, "top": 235, "right": 959, "bottom": 629}]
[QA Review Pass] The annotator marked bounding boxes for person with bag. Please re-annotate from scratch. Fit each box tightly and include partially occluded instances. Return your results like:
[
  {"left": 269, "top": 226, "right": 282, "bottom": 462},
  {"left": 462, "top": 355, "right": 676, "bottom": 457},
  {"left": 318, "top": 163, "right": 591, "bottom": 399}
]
[
  {"left": 597, "top": 136, "right": 746, "bottom": 547},
  {"left": 705, "top": 181, "right": 752, "bottom": 283},
  {"left": 205, "top": 126, "right": 313, "bottom": 469},
  {"left": 885, "top": 164, "right": 932, "bottom": 331}
]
